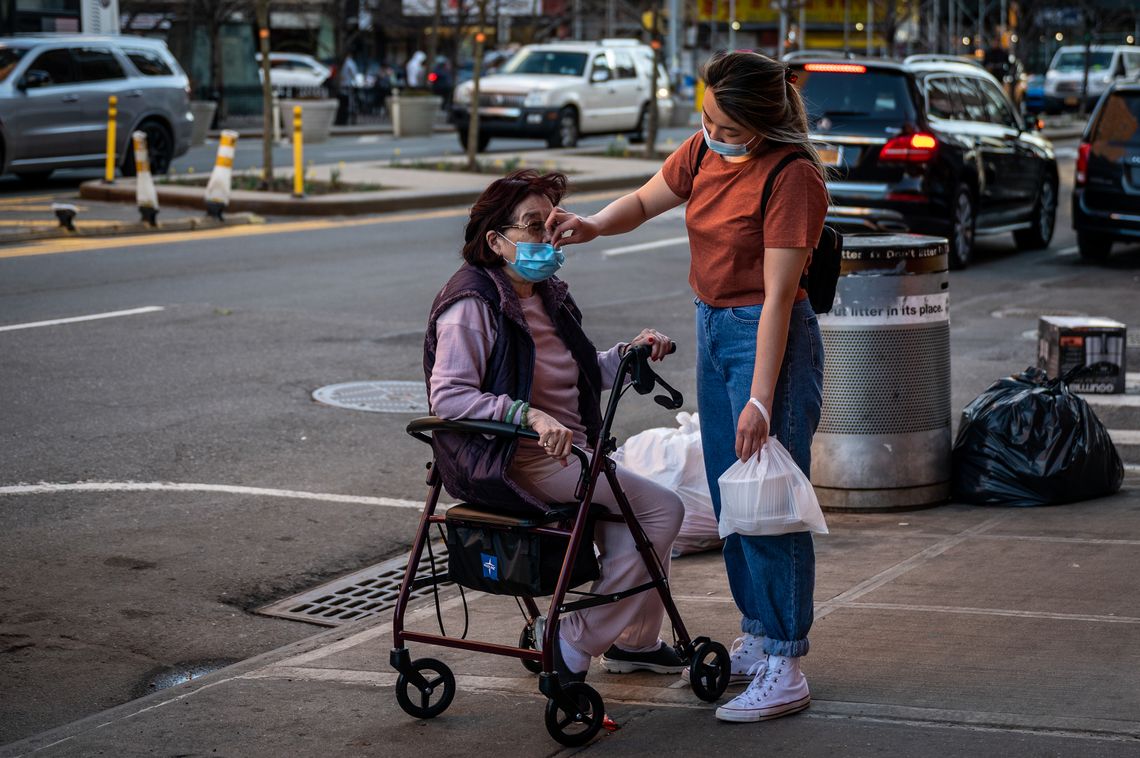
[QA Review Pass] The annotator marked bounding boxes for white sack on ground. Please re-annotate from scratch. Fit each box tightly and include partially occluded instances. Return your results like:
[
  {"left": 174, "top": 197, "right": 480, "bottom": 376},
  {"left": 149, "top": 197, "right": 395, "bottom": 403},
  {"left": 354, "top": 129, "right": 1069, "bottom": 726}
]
[{"left": 612, "top": 412, "right": 723, "bottom": 557}]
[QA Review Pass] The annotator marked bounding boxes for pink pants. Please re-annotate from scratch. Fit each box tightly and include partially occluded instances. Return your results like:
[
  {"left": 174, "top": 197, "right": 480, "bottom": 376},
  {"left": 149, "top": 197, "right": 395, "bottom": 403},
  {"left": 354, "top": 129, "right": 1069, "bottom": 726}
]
[{"left": 511, "top": 455, "right": 684, "bottom": 657}]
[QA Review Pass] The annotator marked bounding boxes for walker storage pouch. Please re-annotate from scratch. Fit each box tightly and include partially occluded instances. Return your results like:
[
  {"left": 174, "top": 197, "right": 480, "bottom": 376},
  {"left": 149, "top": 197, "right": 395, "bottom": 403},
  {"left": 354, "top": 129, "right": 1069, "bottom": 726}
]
[{"left": 444, "top": 505, "right": 599, "bottom": 596}]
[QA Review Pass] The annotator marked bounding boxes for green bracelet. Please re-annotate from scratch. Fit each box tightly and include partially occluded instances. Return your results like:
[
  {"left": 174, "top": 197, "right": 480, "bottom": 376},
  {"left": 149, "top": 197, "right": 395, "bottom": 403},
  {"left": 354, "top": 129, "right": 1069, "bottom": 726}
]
[
  {"left": 505, "top": 399, "right": 523, "bottom": 425},
  {"left": 519, "top": 403, "right": 530, "bottom": 429}
]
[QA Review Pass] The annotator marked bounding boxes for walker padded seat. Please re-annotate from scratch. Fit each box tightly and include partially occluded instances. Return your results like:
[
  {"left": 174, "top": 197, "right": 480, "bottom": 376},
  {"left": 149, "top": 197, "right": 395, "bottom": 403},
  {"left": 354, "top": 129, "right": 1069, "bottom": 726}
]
[{"left": 444, "top": 502, "right": 584, "bottom": 529}]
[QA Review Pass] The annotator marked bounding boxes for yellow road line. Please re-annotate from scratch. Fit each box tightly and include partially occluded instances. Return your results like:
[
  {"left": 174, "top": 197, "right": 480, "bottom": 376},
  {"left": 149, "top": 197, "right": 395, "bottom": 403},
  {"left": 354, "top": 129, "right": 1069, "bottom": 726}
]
[
  {"left": 0, "top": 189, "right": 626, "bottom": 261},
  {"left": 0, "top": 194, "right": 58, "bottom": 206}
]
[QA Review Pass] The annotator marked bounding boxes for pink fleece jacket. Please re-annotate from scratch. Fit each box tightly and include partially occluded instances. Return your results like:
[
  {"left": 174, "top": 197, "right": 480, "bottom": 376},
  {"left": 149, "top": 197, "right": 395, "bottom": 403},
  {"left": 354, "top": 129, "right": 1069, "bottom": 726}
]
[{"left": 429, "top": 294, "right": 626, "bottom": 463}]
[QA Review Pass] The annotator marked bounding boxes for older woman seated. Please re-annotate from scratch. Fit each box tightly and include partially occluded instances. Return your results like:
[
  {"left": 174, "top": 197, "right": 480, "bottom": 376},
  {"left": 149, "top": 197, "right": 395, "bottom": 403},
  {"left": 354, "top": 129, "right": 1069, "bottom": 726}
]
[{"left": 424, "top": 169, "right": 685, "bottom": 683}]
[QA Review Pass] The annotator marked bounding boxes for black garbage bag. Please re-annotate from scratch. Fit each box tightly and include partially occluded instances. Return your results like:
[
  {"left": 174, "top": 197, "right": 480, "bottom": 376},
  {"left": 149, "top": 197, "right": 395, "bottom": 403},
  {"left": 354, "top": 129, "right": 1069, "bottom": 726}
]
[{"left": 952, "top": 367, "right": 1124, "bottom": 506}]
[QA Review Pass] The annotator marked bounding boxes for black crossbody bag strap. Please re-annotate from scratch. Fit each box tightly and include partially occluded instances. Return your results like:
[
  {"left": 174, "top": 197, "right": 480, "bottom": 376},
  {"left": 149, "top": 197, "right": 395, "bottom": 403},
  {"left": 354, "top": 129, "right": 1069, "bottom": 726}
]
[{"left": 759, "top": 152, "right": 805, "bottom": 216}]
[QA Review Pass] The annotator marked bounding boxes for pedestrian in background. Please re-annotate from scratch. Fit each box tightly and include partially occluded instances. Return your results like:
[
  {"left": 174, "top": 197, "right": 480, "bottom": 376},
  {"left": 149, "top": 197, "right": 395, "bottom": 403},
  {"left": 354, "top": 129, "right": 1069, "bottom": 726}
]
[
  {"left": 546, "top": 49, "right": 828, "bottom": 725},
  {"left": 336, "top": 52, "right": 360, "bottom": 126},
  {"left": 406, "top": 51, "right": 426, "bottom": 89}
]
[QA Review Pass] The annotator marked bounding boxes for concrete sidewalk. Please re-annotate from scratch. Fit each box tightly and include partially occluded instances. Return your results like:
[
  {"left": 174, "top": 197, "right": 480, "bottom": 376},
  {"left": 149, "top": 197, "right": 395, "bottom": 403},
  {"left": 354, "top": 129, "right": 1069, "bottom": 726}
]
[{"left": 4, "top": 475, "right": 1138, "bottom": 757}]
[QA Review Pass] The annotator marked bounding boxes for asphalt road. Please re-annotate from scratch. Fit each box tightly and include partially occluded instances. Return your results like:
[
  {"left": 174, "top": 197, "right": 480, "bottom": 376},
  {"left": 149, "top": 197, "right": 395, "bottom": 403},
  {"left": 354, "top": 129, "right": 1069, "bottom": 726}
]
[{"left": 2, "top": 136, "right": 1138, "bottom": 744}]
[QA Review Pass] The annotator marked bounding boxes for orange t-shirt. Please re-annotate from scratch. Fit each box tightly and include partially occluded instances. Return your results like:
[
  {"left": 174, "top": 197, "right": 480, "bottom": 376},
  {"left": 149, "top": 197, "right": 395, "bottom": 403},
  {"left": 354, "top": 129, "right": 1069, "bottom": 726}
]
[{"left": 661, "top": 132, "right": 829, "bottom": 307}]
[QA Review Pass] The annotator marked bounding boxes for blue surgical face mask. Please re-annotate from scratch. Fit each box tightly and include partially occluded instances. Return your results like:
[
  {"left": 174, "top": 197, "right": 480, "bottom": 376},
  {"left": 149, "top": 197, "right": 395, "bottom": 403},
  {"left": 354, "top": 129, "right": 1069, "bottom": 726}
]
[
  {"left": 702, "top": 124, "right": 756, "bottom": 158},
  {"left": 496, "top": 233, "right": 565, "bottom": 283}
]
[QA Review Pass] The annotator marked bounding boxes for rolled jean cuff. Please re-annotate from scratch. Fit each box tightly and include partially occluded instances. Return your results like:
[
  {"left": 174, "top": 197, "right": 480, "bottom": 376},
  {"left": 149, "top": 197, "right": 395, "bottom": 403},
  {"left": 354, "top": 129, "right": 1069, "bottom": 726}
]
[
  {"left": 762, "top": 635, "right": 809, "bottom": 658},
  {"left": 740, "top": 617, "right": 766, "bottom": 637}
]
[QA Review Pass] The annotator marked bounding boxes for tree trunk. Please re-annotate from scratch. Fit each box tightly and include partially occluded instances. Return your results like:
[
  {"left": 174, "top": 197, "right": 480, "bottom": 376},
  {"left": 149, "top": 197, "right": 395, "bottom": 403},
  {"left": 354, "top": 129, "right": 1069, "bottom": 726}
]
[
  {"left": 427, "top": 0, "right": 442, "bottom": 80},
  {"left": 466, "top": 0, "right": 488, "bottom": 170},
  {"left": 256, "top": 0, "right": 274, "bottom": 189},
  {"left": 646, "top": 7, "right": 660, "bottom": 160}
]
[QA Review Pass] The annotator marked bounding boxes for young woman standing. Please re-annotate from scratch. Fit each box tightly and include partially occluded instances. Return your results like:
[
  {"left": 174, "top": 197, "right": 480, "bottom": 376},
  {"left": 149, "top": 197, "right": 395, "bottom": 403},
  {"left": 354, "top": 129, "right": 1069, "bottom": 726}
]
[{"left": 546, "top": 50, "right": 828, "bottom": 723}]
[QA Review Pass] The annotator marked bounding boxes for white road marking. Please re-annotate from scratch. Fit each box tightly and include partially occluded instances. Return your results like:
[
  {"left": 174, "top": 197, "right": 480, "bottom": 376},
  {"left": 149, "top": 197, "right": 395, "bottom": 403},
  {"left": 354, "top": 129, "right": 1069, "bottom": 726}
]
[
  {"left": 0, "top": 306, "right": 164, "bottom": 333},
  {"left": 1053, "top": 245, "right": 1078, "bottom": 257},
  {"left": 602, "top": 235, "right": 688, "bottom": 257},
  {"left": 0, "top": 481, "right": 436, "bottom": 510}
]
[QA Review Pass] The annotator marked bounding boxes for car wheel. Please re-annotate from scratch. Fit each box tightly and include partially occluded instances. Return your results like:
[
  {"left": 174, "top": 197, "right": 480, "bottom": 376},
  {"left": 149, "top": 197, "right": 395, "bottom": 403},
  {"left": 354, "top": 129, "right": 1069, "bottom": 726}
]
[
  {"left": 14, "top": 170, "right": 53, "bottom": 184},
  {"left": 457, "top": 128, "right": 490, "bottom": 153},
  {"left": 1013, "top": 175, "right": 1057, "bottom": 250},
  {"left": 547, "top": 107, "right": 578, "bottom": 149},
  {"left": 628, "top": 104, "right": 649, "bottom": 144},
  {"left": 122, "top": 120, "right": 174, "bottom": 177},
  {"left": 1077, "top": 232, "right": 1113, "bottom": 263},
  {"left": 949, "top": 186, "right": 975, "bottom": 270}
]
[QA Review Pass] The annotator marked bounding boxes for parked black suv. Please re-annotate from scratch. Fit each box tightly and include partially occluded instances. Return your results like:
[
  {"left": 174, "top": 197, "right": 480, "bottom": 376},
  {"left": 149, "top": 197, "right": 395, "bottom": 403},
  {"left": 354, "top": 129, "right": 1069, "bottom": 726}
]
[
  {"left": 788, "top": 56, "right": 1059, "bottom": 268},
  {"left": 1072, "top": 79, "right": 1140, "bottom": 262}
]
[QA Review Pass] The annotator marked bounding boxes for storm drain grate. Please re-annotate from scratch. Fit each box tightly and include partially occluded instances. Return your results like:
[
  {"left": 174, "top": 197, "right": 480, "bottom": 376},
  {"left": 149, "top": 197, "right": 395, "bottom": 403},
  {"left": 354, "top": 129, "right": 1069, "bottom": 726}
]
[
  {"left": 312, "top": 380, "right": 429, "bottom": 414},
  {"left": 256, "top": 540, "right": 450, "bottom": 627}
]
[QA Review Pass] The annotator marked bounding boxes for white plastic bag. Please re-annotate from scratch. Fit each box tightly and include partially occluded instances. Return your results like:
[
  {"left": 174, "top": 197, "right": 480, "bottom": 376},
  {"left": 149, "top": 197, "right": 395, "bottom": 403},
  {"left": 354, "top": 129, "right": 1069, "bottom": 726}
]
[
  {"left": 612, "top": 412, "right": 723, "bottom": 556},
  {"left": 717, "top": 437, "right": 828, "bottom": 538}
]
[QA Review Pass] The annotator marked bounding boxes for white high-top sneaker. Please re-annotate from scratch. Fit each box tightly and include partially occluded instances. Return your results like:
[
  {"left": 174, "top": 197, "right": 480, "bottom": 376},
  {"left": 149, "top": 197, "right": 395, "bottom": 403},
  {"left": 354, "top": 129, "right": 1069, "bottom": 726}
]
[
  {"left": 682, "top": 633, "right": 765, "bottom": 685},
  {"left": 714, "top": 654, "right": 811, "bottom": 722}
]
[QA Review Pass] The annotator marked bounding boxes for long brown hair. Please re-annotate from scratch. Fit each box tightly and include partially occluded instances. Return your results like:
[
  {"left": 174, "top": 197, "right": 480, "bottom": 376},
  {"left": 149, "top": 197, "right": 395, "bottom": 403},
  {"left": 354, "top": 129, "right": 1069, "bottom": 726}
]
[
  {"left": 700, "top": 50, "right": 828, "bottom": 184},
  {"left": 462, "top": 169, "right": 568, "bottom": 267}
]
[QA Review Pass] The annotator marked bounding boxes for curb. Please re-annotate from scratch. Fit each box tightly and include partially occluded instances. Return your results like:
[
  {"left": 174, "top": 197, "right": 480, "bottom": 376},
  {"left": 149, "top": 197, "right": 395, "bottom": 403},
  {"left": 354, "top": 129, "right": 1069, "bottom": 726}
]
[
  {"left": 205, "top": 124, "right": 455, "bottom": 140},
  {"left": 0, "top": 213, "right": 262, "bottom": 245},
  {"left": 79, "top": 172, "right": 656, "bottom": 217}
]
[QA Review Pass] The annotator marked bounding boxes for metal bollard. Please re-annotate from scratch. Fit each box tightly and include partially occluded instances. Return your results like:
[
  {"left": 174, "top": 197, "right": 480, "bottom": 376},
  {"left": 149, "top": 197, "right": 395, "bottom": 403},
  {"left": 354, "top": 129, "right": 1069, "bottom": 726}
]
[
  {"left": 205, "top": 130, "right": 239, "bottom": 221},
  {"left": 292, "top": 105, "right": 304, "bottom": 198},
  {"left": 104, "top": 95, "right": 118, "bottom": 184},
  {"left": 131, "top": 131, "right": 159, "bottom": 226}
]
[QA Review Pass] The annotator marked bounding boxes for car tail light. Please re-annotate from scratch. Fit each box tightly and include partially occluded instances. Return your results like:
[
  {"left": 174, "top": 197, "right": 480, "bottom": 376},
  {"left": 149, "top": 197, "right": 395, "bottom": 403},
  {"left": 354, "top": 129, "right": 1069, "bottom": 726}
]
[
  {"left": 1075, "top": 142, "right": 1090, "bottom": 186},
  {"left": 803, "top": 63, "right": 868, "bottom": 74},
  {"left": 879, "top": 132, "right": 938, "bottom": 163},
  {"left": 428, "top": 72, "right": 439, "bottom": 83}
]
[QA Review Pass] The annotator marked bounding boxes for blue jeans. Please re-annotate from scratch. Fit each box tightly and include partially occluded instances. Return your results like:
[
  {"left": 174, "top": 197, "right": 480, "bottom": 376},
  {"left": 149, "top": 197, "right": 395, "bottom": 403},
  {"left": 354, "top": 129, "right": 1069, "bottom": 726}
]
[{"left": 695, "top": 298, "right": 824, "bottom": 658}]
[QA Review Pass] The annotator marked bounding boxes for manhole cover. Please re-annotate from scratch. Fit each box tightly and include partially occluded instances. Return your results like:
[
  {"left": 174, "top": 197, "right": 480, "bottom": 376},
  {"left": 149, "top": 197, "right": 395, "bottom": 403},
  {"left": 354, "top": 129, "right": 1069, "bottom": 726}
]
[
  {"left": 313, "top": 381, "right": 428, "bottom": 414},
  {"left": 256, "top": 542, "right": 450, "bottom": 627}
]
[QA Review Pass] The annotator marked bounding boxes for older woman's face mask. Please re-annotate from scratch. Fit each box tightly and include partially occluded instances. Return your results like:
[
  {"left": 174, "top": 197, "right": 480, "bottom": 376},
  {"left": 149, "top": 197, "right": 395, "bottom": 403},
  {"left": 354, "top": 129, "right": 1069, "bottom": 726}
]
[{"left": 495, "top": 232, "right": 565, "bottom": 282}]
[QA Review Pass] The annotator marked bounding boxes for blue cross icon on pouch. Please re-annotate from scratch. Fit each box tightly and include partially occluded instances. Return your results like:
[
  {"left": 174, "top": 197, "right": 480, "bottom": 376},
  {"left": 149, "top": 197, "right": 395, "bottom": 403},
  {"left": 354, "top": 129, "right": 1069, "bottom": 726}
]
[{"left": 481, "top": 552, "right": 499, "bottom": 580}]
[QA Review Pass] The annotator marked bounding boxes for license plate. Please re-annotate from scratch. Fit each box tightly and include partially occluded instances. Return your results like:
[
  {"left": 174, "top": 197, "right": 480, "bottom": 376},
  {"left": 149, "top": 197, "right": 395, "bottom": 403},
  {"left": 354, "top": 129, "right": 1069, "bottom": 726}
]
[
  {"left": 816, "top": 145, "right": 842, "bottom": 166},
  {"left": 1065, "top": 96, "right": 1079, "bottom": 106}
]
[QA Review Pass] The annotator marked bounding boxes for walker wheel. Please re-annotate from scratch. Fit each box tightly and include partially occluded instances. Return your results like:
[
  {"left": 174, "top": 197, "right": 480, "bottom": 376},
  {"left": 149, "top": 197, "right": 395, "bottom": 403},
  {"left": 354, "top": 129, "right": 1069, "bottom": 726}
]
[
  {"left": 544, "top": 682, "right": 605, "bottom": 746},
  {"left": 689, "top": 640, "right": 730, "bottom": 702},
  {"left": 395, "top": 657, "right": 456, "bottom": 719},
  {"left": 519, "top": 623, "right": 544, "bottom": 675}
]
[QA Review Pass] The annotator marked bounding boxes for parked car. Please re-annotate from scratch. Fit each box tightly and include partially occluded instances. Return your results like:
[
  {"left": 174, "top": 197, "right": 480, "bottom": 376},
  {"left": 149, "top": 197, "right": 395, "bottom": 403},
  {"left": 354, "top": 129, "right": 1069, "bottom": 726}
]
[
  {"left": 256, "top": 52, "right": 332, "bottom": 95},
  {"left": 1044, "top": 45, "right": 1140, "bottom": 113},
  {"left": 788, "top": 54, "right": 1059, "bottom": 268},
  {"left": 1072, "top": 79, "right": 1140, "bottom": 262},
  {"left": 0, "top": 35, "right": 192, "bottom": 179},
  {"left": 451, "top": 39, "right": 673, "bottom": 152}
]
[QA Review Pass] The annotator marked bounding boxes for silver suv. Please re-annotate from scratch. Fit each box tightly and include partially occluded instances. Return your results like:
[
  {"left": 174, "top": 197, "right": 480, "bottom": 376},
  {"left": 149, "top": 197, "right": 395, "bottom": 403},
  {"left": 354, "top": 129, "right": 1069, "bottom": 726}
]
[{"left": 0, "top": 34, "right": 193, "bottom": 181}]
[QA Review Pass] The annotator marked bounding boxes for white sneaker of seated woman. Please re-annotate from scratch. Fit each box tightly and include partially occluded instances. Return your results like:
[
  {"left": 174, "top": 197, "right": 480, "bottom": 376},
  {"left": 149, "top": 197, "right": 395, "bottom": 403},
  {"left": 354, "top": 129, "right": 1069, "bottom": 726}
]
[
  {"left": 681, "top": 633, "right": 765, "bottom": 686},
  {"left": 714, "top": 654, "right": 811, "bottom": 723}
]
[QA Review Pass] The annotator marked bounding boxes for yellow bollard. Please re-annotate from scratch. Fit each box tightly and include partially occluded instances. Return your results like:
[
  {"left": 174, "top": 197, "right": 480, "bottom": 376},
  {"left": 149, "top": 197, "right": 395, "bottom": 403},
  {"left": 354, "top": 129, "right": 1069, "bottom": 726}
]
[
  {"left": 292, "top": 105, "right": 304, "bottom": 198},
  {"left": 104, "top": 95, "right": 118, "bottom": 184}
]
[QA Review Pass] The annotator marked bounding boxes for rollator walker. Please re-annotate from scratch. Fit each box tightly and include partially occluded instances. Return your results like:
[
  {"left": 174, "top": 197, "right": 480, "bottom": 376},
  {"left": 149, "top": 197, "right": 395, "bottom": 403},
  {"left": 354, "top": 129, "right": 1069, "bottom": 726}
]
[{"left": 391, "top": 343, "right": 731, "bottom": 745}]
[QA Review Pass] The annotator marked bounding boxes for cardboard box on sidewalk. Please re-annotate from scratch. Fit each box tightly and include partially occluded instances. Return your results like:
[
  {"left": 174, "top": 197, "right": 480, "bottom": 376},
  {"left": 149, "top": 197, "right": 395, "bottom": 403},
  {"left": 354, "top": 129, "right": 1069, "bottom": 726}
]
[{"left": 1038, "top": 316, "right": 1127, "bottom": 394}]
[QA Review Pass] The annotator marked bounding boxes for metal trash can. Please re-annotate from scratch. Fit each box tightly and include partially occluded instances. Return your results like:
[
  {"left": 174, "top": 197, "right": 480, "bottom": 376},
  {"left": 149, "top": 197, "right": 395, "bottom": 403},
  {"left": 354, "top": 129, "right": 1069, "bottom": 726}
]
[{"left": 811, "top": 234, "right": 951, "bottom": 511}]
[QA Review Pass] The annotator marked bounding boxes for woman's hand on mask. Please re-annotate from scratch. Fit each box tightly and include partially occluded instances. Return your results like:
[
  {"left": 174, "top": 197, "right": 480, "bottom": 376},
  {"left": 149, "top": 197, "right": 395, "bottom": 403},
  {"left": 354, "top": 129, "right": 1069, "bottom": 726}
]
[
  {"left": 545, "top": 206, "right": 599, "bottom": 246},
  {"left": 627, "top": 328, "right": 672, "bottom": 362},
  {"left": 528, "top": 408, "right": 574, "bottom": 466}
]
